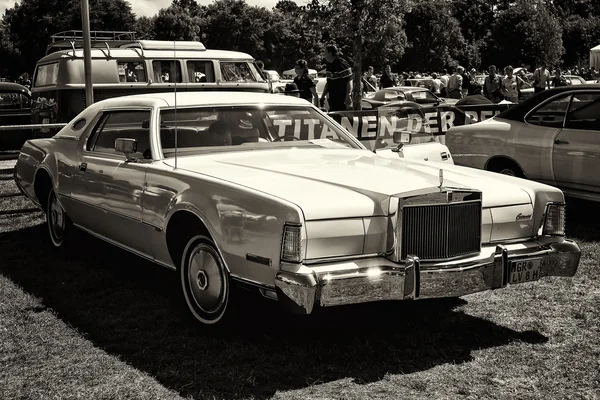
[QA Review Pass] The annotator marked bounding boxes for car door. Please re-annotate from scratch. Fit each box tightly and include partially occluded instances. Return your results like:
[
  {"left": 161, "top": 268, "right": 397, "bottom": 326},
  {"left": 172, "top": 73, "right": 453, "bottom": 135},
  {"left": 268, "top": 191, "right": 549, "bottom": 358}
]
[
  {"left": 518, "top": 93, "right": 573, "bottom": 186},
  {"left": 70, "top": 108, "right": 156, "bottom": 256},
  {"left": 552, "top": 91, "right": 600, "bottom": 194}
]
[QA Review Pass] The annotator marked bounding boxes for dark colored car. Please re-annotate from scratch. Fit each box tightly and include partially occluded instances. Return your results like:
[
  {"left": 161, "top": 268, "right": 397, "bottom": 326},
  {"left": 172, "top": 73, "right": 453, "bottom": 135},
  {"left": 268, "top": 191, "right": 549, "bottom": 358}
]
[
  {"left": 361, "top": 86, "right": 458, "bottom": 110},
  {"left": 0, "top": 82, "right": 33, "bottom": 150}
]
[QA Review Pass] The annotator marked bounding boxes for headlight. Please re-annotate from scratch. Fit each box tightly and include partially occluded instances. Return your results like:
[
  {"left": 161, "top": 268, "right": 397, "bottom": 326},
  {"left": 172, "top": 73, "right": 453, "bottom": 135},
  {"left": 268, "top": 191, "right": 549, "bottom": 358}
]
[
  {"left": 281, "top": 223, "right": 304, "bottom": 263},
  {"left": 542, "top": 203, "right": 566, "bottom": 236}
]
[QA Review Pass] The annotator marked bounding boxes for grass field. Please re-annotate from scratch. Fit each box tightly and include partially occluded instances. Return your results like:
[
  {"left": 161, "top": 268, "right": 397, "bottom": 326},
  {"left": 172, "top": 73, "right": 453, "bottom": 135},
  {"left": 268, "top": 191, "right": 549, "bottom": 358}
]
[{"left": 0, "top": 170, "right": 599, "bottom": 400}]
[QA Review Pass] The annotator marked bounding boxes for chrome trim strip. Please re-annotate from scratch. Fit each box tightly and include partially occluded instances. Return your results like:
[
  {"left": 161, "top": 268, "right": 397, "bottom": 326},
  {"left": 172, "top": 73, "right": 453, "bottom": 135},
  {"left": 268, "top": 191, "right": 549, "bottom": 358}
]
[
  {"left": 230, "top": 274, "right": 276, "bottom": 290},
  {"left": 66, "top": 195, "right": 163, "bottom": 231},
  {"left": 73, "top": 223, "right": 175, "bottom": 271},
  {"left": 304, "top": 253, "right": 382, "bottom": 265},
  {"left": 246, "top": 253, "right": 272, "bottom": 266}
]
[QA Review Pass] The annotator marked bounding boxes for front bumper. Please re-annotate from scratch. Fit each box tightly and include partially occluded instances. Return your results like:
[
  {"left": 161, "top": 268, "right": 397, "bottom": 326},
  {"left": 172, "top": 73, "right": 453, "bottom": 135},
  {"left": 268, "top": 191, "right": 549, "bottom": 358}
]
[{"left": 274, "top": 237, "right": 580, "bottom": 315}]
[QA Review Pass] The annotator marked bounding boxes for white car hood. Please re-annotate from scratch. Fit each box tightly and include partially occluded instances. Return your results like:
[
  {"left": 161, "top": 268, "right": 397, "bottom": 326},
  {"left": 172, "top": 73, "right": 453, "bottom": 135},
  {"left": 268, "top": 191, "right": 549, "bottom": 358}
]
[{"left": 169, "top": 149, "right": 532, "bottom": 220}]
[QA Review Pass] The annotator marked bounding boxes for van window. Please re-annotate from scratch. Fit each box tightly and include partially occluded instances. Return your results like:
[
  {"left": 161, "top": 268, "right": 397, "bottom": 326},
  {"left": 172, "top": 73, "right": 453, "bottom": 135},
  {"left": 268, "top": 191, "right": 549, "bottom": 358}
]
[
  {"left": 118, "top": 61, "right": 147, "bottom": 83},
  {"left": 220, "top": 62, "right": 259, "bottom": 83},
  {"left": 187, "top": 61, "right": 215, "bottom": 83},
  {"left": 34, "top": 63, "right": 59, "bottom": 87},
  {"left": 152, "top": 60, "right": 183, "bottom": 83}
]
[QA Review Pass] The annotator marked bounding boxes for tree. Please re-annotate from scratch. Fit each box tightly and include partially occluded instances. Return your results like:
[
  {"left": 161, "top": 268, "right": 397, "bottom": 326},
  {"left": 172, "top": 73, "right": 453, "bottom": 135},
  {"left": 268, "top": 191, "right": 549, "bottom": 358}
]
[
  {"left": 401, "top": 0, "right": 466, "bottom": 71},
  {"left": 488, "top": 0, "right": 564, "bottom": 69},
  {"left": 135, "top": 16, "right": 157, "bottom": 40},
  {"left": 327, "top": 0, "right": 408, "bottom": 109},
  {"left": 153, "top": 2, "right": 204, "bottom": 41},
  {"left": 561, "top": 16, "right": 600, "bottom": 67},
  {"left": 1, "top": 0, "right": 136, "bottom": 77}
]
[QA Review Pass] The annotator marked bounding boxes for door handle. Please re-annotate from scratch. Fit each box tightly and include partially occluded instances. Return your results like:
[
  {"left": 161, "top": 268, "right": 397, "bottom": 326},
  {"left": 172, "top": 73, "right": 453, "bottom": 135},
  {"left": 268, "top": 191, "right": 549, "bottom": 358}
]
[
  {"left": 554, "top": 139, "right": 569, "bottom": 145},
  {"left": 79, "top": 162, "right": 87, "bottom": 171}
]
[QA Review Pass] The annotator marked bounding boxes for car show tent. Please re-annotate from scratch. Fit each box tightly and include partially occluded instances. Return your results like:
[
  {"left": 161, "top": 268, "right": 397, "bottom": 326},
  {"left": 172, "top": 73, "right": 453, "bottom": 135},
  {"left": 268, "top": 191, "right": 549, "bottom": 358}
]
[{"left": 591, "top": 44, "right": 600, "bottom": 70}]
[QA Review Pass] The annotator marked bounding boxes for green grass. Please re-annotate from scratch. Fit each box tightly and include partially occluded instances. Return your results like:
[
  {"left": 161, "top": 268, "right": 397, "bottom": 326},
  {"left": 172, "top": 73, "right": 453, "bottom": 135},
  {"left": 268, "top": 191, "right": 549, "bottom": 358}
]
[{"left": 0, "top": 188, "right": 598, "bottom": 400}]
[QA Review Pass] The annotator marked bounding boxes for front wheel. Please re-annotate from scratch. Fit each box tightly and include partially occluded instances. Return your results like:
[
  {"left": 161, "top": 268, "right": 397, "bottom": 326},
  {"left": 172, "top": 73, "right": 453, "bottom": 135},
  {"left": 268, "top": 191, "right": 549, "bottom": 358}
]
[
  {"left": 180, "top": 235, "right": 230, "bottom": 325},
  {"left": 46, "top": 189, "right": 73, "bottom": 248}
]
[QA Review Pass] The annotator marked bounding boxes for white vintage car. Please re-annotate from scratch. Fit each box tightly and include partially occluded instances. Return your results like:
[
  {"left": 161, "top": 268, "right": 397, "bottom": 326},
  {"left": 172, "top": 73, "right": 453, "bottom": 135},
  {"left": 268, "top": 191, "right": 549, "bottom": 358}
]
[{"left": 14, "top": 92, "right": 580, "bottom": 325}]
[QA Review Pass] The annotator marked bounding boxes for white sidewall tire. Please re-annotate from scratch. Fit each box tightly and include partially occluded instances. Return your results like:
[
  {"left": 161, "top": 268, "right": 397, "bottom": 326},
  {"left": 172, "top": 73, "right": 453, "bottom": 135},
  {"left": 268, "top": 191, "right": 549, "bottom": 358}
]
[
  {"left": 47, "top": 189, "right": 68, "bottom": 248},
  {"left": 180, "top": 234, "right": 230, "bottom": 325}
]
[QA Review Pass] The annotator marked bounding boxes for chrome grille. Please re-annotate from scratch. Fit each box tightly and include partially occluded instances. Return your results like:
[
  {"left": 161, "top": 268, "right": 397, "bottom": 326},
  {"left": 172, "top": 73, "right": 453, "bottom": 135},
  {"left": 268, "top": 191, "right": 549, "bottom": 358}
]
[{"left": 401, "top": 201, "right": 481, "bottom": 260}]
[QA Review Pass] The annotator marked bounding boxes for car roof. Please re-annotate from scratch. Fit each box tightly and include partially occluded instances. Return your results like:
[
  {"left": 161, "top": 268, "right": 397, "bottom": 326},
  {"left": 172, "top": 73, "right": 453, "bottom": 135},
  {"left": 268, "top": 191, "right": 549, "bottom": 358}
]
[
  {"left": 37, "top": 48, "right": 255, "bottom": 64},
  {"left": 496, "top": 84, "right": 600, "bottom": 121},
  {"left": 0, "top": 82, "right": 31, "bottom": 95},
  {"left": 90, "top": 91, "right": 312, "bottom": 109},
  {"left": 385, "top": 86, "right": 429, "bottom": 92}
]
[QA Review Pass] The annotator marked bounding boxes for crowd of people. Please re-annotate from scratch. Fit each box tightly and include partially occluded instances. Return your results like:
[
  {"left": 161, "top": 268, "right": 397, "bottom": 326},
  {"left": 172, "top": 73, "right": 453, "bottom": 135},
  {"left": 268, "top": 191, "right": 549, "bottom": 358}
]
[{"left": 259, "top": 43, "right": 600, "bottom": 111}]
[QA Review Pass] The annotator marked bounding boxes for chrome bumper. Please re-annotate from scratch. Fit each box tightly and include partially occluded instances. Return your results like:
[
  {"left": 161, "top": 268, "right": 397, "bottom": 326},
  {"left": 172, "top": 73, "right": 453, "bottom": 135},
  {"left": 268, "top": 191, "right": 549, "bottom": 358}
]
[{"left": 274, "top": 237, "right": 580, "bottom": 315}]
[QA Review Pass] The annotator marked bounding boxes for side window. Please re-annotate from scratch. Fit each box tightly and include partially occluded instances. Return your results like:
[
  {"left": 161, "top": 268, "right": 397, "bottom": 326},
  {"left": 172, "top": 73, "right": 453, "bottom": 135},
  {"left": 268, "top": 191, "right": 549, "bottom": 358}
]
[
  {"left": 220, "top": 62, "right": 258, "bottom": 83},
  {"left": 117, "top": 61, "right": 147, "bottom": 83},
  {"left": 525, "top": 95, "right": 571, "bottom": 128},
  {"left": 88, "top": 110, "right": 152, "bottom": 159},
  {"left": 34, "top": 63, "right": 59, "bottom": 87},
  {"left": 187, "top": 61, "right": 215, "bottom": 83},
  {"left": 384, "top": 91, "right": 404, "bottom": 101},
  {"left": 0, "top": 93, "right": 22, "bottom": 110},
  {"left": 152, "top": 60, "right": 183, "bottom": 83},
  {"left": 565, "top": 93, "right": 600, "bottom": 131}
]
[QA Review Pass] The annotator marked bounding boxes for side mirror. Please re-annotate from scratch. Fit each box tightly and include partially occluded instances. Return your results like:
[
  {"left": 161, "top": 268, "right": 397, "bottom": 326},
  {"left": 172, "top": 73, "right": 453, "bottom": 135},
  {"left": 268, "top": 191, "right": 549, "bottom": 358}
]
[
  {"left": 393, "top": 131, "right": 412, "bottom": 144},
  {"left": 115, "top": 138, "right": 137, "bottom": 162}
]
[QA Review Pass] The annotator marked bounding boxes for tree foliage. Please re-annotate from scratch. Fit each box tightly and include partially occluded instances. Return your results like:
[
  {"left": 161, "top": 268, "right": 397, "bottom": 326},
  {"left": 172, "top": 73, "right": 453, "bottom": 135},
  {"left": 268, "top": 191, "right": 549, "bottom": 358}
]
[
  {"left": 0, "top": 0, "right": 598, "bottom": 83},
  {"left": 401, "top": 0, "right": 465, "bottom": 71},
  {"left": 489, "top": 0, "right": 564, "bottom": 69},
  {"left": 1, "top": 0, "right": 136, "bottom": 78}
]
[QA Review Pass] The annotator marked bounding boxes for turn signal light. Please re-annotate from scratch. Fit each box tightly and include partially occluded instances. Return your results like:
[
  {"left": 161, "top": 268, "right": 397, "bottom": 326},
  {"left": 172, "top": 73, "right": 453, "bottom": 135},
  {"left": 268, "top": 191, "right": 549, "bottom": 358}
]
[
  {"left": 543, "top": 203, "right": 566, "bottom": 236},
  {"left": 281, "top": 223, "right": 304, "bottom": 263}
]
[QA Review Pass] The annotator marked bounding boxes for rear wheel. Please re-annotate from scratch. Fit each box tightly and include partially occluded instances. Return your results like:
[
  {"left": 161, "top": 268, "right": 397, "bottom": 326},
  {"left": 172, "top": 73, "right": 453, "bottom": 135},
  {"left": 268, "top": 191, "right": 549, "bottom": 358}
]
[
  {"left": 46, "top": 189, "right": 73, "bottom": 248},
  {"left": 488, "top": 159, "right": 524, "bottom": 178},
  {"left": 180, "top": 234, "right": 230, "bottom": 325}
]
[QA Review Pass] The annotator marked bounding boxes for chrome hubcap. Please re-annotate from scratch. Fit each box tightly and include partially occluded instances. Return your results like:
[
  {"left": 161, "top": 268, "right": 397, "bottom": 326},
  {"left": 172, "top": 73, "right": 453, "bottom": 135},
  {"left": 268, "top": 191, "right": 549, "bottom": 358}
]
[
  {"left": 188, "top": 247, "right": 224, "bottom": 313},
  {"left": 49, "top": 195, "right": 65, "bottom": 240},
  {"left": 500, "top": 168, "right": 516, "bottom": 177}
]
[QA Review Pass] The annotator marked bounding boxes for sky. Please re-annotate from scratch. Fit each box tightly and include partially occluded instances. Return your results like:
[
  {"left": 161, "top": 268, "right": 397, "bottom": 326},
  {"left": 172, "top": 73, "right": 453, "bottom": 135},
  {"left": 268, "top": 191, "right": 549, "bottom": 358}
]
[{"left": 0, "top": 0, "right": 304, "bottom": 18}]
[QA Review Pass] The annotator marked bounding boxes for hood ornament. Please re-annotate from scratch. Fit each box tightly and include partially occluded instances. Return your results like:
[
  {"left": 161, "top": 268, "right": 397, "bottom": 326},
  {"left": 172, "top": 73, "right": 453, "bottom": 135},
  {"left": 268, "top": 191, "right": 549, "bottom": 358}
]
[{"left": 439, "top": 168, "right": 444, "bottom": 189}]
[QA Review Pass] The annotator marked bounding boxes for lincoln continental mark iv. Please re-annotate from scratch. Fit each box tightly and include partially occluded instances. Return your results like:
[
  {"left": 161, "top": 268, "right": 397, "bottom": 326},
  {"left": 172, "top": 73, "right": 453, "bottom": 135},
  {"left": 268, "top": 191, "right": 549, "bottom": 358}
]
[{"left": 14, "top": 92, "right": 581, "bottom": 325}]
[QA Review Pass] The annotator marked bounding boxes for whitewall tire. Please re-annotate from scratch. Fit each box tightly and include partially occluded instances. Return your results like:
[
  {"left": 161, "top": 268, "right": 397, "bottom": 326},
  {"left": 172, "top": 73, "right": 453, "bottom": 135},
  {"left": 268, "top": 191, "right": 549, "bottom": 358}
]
[{"left": 180, "top": 235, "right": 230, "bottom": 325}]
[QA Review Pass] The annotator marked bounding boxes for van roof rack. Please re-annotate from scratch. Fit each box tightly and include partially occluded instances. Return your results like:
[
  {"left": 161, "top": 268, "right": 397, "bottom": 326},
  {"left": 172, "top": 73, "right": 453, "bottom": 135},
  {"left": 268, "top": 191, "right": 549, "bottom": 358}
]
[
  {"left": 122, "top": 40, "right": 206, "bottom": 51},
  {"left": 46, "top": 30, "right": 137, "bottom": 54}
]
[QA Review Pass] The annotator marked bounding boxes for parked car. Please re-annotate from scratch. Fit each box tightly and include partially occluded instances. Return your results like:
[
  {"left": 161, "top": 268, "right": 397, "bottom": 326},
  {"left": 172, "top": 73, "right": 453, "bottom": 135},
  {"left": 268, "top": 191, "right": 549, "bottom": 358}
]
[
  {"left": 446, "top": 84, "right": 600, "bottom": 201},
  {"left": 362, "top": 87, "right": 458, "bottom": 109},
  {"left": 519, "top": 75, "right": 587, "bottom": 101},
  {"left": 14, "top": 91, "right": 580, "bottom": 325},
  {"left": 0, "top": 82, "right": 33, "bottom": 150}
]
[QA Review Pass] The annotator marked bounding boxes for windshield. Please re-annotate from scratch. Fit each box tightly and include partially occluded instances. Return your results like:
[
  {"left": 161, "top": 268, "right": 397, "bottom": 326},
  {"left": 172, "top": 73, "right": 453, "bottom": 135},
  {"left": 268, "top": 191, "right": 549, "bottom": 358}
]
[{"left": 159, "top": 105, "right": 363, "bottom": 157}]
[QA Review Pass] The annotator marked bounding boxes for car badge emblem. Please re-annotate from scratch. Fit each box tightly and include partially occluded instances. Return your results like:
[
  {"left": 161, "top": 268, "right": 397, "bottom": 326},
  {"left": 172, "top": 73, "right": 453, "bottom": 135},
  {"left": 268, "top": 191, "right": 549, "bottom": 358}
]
[
  {"left": 447, "top": 191, "right": 453, "bottom": 202},
  {"left": 515, "top": 212, "right": 532, "bottom": 221}
]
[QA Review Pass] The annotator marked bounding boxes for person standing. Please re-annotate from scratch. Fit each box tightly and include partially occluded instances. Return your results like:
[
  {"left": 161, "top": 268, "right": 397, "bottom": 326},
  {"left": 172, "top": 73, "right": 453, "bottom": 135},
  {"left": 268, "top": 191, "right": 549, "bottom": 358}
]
[
  {"left": 447, "top": 66, "right": 464, "bottom": 99},
  {"left": 483, "top": 65, "right": 503, "bottom": 103},
  {"left": 461, "top": 67, "right": 471, "bottom": 98},
  {"left": 293, "top": 59, "right": 319, "bottom": 106},
  {"left": 501, "top": 66, "right": 520, "bottom": 103},
  {"left": 379, "top": 65, "right": 397, "bottom": 89},
  {"left": 551, "top": 68, "right": 567, "bottom": 87},
  {"left": 364, "top": 66, "right": 378, "bottom": 90},
  {"left": 532, "top": 63, "right": 550, "bottom": 94},
  {"left": 320, "top": 44, "right": 353, "bottom": 111}
]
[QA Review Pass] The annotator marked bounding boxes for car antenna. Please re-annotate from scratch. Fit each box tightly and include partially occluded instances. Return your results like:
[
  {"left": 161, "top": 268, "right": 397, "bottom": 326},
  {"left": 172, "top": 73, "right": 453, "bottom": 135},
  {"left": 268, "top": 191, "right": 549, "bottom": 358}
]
[{"left": 173, "top": 40, "right": 178, "bottom": 169}]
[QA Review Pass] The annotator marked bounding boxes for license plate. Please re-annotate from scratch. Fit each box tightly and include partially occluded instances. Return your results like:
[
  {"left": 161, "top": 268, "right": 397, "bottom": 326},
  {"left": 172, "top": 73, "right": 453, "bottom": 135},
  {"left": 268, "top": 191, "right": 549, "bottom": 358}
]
[
  {"left": 509, "top": 259, "right": 541, "bottom": 284},
  {"left": 42, "top": 118, "right": 49, "bottom": 124}
]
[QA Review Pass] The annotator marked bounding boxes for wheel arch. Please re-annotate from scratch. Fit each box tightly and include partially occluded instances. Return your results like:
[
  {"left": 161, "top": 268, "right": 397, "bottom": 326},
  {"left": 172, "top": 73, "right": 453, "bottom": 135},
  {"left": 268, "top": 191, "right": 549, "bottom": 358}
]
[
  {"left": 485, "top": 155, "right": 527, "bottom": 178},
  {"left": 165, "top": 207, "right": 230, "bottom": 273},
  {"left": 33, "top": 165, "right": 55, "bottom": 212}
]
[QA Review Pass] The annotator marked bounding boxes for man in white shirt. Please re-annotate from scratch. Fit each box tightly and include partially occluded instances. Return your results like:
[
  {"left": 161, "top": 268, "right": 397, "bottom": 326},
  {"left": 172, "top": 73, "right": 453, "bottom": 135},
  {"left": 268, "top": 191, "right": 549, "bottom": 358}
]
[{"left": 532, "top": 64, "right": 550, "bottom": 94}]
